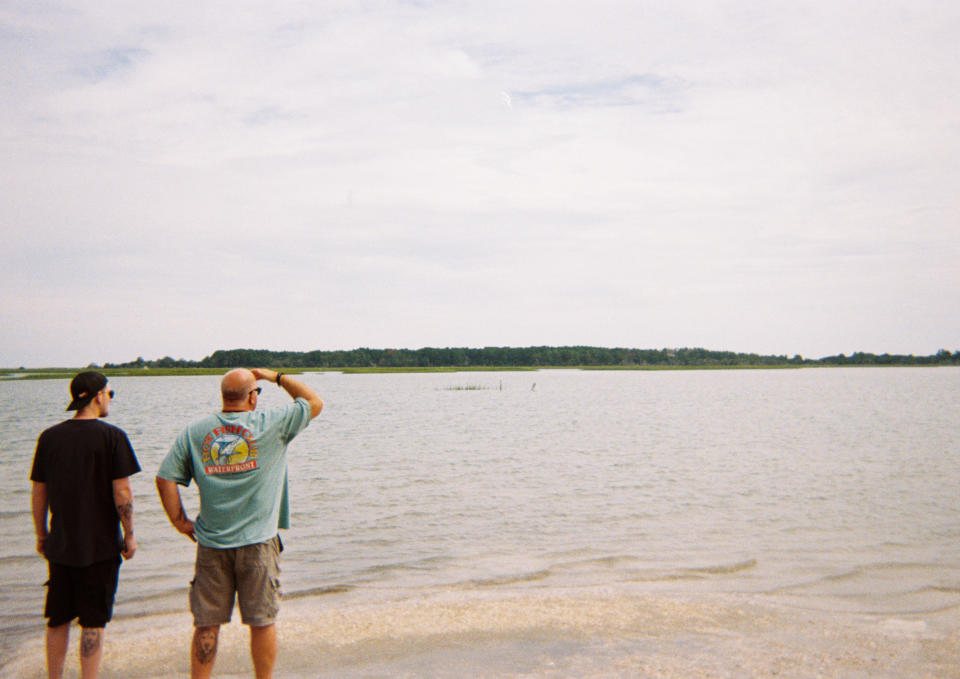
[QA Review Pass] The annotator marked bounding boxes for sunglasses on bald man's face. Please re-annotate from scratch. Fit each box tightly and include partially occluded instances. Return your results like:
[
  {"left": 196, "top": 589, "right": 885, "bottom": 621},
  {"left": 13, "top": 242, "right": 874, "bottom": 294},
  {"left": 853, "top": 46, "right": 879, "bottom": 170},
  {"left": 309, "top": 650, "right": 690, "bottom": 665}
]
[{"left": 249, "top": 387, "right": 262, "bottom": 397}]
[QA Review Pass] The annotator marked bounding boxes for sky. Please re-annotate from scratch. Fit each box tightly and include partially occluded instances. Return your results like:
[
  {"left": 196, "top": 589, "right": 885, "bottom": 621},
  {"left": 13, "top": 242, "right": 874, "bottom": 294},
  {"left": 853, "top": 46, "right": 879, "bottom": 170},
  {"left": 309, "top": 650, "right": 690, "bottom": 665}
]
[{"left": 2, "top": 1, "right": 959, "bottom": 367}]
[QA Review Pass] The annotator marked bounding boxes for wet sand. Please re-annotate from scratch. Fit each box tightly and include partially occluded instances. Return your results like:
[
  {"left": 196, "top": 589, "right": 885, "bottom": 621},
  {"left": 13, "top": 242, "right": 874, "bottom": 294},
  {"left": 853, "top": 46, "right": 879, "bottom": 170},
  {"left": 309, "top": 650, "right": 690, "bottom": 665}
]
[{"left": 5, "top": 589, "right": 958, "bottom": 678}]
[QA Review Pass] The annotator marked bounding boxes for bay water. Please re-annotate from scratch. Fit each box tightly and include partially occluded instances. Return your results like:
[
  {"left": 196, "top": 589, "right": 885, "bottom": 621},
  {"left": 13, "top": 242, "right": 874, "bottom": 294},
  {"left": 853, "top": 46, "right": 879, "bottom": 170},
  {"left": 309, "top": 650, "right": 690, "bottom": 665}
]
[{"left": 2, "top": 367, "right": 959, "bottom": 677}]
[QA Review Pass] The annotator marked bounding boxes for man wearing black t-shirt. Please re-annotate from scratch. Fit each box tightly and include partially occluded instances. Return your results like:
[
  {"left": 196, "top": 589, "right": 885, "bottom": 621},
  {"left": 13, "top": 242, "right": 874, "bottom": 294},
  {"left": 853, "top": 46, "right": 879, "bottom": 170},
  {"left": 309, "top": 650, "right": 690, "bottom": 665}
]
[{"left": 30, "top": 371, "right": 140, "bottom": 679}]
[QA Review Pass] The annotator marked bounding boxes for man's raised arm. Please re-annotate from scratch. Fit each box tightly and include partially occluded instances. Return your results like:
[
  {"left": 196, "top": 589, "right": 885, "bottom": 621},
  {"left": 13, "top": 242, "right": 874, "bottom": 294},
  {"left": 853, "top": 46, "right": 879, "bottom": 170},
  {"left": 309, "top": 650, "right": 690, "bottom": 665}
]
[{"left": 251, "top": 368, "right": 323, "bottom": 418}]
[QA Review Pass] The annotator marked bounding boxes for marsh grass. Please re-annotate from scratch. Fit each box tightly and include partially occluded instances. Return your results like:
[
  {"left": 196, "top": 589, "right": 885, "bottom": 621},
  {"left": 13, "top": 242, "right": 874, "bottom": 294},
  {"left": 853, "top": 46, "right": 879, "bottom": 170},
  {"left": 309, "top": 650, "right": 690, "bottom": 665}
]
[
  {"left": 1, "top": 364, "right": 809, "bottom": 381},
  {"left": 336, "top": 366, "right": 537, "bottom": 374},
  {"left": 0, "top": 367, "right": 305, "bottom": 380}
]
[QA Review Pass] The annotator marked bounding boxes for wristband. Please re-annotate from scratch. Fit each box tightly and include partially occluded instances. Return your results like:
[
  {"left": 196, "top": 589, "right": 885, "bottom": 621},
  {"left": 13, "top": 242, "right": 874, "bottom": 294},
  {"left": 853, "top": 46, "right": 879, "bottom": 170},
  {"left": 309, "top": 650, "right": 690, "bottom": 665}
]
[{"left": 276, "top": 372, "right": 284, "bottom": 387}]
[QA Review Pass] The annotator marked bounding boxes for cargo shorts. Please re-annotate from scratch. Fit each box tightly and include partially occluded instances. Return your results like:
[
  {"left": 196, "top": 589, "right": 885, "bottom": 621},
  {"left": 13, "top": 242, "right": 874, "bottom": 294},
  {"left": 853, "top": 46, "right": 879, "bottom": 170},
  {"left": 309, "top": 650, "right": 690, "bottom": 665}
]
[{"left": 190, "top": 536, "right": 281, "bottom": 628}]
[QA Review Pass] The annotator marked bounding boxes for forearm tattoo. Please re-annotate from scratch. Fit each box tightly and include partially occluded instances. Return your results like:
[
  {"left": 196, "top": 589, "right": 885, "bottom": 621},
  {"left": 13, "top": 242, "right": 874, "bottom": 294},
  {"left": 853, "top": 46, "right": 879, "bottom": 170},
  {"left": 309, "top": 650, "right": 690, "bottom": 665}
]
[
  {"left": 117, "top": 501, "right": 133, "bottom": 523},
  {"left": 194, "top": 629, "right": 218, "bottom": 665},
  {"left": 81, "top": 629, "right": 102, "bottom": 658}
]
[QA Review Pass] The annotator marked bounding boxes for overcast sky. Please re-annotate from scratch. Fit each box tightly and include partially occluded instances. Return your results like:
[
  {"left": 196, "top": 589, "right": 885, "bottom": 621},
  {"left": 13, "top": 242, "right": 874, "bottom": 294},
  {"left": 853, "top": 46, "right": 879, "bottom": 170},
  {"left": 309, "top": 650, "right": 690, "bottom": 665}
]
[{"left": 2, "top": 1, "right": 958, "bottom": 367}]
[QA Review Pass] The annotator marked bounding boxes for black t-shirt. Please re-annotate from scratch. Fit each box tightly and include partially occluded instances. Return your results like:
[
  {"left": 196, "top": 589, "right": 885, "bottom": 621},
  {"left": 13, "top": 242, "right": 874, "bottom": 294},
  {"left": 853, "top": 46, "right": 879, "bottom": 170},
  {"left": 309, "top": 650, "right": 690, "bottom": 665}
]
[{"left": 30, "top": 419, "right": 141, "bottom": 567}]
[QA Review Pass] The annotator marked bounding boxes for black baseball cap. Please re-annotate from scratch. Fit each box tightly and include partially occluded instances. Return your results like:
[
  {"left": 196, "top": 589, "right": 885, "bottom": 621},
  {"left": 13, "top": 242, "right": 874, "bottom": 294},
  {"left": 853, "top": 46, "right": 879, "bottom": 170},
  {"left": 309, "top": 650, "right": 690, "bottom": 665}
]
[{"left": 66, "top": 371, "right": 108, "bottom": 411}]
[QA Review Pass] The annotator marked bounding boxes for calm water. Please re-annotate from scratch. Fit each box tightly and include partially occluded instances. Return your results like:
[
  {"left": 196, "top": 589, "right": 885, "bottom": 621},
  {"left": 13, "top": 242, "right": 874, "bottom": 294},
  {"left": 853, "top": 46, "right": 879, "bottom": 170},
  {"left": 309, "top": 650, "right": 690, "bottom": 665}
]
[{"left": 2, "top": 367, "right": 959, "bottom": 678}]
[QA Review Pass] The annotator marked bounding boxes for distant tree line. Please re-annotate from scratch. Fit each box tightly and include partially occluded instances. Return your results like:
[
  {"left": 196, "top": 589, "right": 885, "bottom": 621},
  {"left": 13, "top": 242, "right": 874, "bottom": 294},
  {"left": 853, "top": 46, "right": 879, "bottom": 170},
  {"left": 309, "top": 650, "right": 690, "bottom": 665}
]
[{"left": 101, "top": 346, "right": 960, "bottom": 370}]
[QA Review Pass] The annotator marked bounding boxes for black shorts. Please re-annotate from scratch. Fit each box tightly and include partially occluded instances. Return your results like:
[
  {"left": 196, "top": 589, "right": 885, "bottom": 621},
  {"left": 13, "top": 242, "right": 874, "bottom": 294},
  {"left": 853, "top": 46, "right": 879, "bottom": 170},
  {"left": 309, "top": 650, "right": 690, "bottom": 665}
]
[{"left": 45, "top": 558, "right": 121, "bottom": 628}]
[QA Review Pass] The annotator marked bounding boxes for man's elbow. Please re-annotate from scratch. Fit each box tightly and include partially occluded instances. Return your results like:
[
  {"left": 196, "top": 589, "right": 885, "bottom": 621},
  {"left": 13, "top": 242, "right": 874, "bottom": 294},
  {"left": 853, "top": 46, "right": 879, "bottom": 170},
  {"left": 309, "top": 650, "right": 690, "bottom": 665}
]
[
  {"left": 112, "top": 477, "right": 133, "bottom": 498},
  {"left": 309, "top": 397, "right": 324, "bottom": 419}
]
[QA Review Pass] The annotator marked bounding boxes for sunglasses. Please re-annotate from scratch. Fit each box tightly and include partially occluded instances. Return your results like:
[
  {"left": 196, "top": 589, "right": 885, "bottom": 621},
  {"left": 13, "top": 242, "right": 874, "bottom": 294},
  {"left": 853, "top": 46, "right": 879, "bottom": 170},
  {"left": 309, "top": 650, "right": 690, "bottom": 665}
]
[{"left": 249, "top": 387, "right": 262, "bottom": 396}]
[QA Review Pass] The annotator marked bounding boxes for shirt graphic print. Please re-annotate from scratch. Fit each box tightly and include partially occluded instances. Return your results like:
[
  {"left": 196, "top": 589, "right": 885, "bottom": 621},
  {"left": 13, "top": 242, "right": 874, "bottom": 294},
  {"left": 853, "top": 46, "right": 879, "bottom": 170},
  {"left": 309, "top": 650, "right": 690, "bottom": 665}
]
[{"left": 201, "top": 424, "right": 258, "bottom": 474}]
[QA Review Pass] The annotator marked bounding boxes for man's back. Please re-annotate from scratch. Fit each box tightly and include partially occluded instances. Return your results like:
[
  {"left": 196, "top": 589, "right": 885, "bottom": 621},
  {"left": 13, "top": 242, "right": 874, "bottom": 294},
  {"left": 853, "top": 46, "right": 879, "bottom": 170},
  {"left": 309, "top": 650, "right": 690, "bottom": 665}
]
[
  {"left": 155, "top": 368, "right": 323, "bottom": 679},
  {"left": 30, "top": 370, "right": 139, "bottom": 679},
  {"left": 158, "top": 398, "right": 312, "bottom": 548},
  {"left": 31, "top": 418, "right": 139, "bottom": 567}
]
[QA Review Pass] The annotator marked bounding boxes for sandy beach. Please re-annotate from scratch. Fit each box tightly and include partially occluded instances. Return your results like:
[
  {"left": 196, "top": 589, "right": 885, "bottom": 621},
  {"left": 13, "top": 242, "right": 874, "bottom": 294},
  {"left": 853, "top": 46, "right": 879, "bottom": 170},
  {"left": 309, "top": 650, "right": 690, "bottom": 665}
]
[{"left": 4, "top": 588, "right": 959, "bottom": 678}]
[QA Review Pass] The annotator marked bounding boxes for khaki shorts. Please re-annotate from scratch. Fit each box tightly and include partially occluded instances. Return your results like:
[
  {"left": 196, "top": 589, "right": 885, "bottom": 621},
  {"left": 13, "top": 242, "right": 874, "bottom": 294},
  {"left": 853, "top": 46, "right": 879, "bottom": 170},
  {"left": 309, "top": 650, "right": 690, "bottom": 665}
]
[{"left": 190, "top": 536, "right": 281, "bottom": 627}]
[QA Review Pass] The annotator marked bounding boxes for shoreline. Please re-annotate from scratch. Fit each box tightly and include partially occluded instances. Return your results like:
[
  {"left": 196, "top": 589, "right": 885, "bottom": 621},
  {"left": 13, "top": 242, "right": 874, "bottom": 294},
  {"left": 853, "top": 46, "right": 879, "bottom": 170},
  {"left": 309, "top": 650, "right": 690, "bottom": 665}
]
[{"left": 4, "top": 588, "right": 958, "bottom": 678}]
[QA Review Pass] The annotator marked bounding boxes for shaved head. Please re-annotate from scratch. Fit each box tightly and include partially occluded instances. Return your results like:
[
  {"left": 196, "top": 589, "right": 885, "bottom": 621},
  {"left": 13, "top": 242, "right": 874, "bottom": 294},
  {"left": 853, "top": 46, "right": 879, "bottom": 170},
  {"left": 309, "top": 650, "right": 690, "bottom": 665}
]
[{"left": 221, "top": 369, "right": 256, "bottom": 404}]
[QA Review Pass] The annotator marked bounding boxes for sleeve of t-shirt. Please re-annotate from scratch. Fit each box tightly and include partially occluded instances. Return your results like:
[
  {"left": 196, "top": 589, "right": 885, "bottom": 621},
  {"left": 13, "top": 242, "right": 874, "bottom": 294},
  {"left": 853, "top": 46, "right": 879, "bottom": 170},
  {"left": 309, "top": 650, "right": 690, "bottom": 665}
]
[
  {"left": 112, "top": 427, "right": 142, "bottom": 479},
  {"left": 29, "top": 433, "right": 47, "bottom": 483},
  {"left": 156, "top": 430, "right": 194, "bottom": 486},
  {"left": 280, "top": 397, "right": 313, "bottom": 442}
]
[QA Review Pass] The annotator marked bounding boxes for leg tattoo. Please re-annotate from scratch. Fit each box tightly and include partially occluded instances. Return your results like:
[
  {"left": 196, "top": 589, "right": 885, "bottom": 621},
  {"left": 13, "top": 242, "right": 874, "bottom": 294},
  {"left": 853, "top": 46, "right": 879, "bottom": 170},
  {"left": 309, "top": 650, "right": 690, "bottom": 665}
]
[
  {"left": 194, "top": 628, "right": 218, "bottom": 665},
  {"left": 80, "top": 628, "right": 102, "bottom": 658}
]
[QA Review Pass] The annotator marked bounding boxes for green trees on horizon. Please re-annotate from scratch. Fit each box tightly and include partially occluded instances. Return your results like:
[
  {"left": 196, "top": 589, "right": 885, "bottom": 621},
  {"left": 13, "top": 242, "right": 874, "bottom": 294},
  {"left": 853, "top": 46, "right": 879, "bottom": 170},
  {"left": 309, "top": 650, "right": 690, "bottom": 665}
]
[{"left": 101, "top": 346, "right": 960, "bottom": 370}]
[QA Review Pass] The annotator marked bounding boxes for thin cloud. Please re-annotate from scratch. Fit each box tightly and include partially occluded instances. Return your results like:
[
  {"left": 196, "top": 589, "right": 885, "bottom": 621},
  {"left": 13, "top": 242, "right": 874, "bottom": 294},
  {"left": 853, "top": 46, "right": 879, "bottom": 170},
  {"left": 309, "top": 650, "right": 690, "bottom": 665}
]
[
  {"left": 73, "top": 47, "right": 149, "bottom": 82},
  {"left": 513, "top": 73, "right": 685, "bottom": 110}
]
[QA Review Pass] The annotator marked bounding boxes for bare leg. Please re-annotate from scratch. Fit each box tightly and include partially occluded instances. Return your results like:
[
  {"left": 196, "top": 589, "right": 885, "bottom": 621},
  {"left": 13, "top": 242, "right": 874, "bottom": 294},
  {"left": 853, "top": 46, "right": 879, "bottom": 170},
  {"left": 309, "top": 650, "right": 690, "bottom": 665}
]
[
  {"left": 79, "top": 628, "right": 104, "bottom": 679},
  {"left": 250, "top": 624, "right": 277, "bottom": 679},
  {"left": 191, "top": 625, "right": 220, "bottom": 679},
  {"left": 45, "top": 623, "right": 70, "bottom": 679}
]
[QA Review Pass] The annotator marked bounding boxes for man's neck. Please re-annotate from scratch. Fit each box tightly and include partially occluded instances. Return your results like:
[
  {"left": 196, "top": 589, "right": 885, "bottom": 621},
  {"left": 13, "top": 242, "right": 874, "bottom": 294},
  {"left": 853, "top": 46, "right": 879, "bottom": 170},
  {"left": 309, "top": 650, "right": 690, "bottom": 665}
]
[{"left": 73, "top": 404, "right": 101, "bottom": 420}]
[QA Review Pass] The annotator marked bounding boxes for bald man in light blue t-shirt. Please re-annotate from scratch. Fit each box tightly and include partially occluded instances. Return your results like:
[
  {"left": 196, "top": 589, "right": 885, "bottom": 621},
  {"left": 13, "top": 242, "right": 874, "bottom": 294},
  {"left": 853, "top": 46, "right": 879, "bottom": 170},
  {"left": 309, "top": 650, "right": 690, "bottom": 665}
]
[{"left": 157, "top": 368, "right": 323, "bottom": 679}]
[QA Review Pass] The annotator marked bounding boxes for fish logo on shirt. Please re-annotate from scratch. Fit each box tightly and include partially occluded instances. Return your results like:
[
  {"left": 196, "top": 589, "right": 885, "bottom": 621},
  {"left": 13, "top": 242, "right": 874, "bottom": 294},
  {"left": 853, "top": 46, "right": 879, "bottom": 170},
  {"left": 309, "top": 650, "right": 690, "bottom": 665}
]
[{"left": 201, "top": 425, "right": 259, "bottom": 474}]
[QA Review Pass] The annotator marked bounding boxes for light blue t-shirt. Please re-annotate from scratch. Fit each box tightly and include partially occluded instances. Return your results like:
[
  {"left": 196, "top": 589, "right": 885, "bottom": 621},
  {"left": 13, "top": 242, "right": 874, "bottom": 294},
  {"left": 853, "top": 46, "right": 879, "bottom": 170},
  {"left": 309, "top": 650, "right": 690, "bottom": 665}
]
[{"left": 157, "top": 398, "right": 312, "bottom": 549}]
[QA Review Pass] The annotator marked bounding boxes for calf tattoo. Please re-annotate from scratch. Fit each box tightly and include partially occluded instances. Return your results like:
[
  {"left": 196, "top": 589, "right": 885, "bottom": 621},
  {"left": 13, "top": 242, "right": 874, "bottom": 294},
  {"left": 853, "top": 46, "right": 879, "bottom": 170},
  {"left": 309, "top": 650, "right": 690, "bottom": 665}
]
[
  {"left": 80, "top": 629, "right": 102, "bottom": 658},
  {"left": 194, "top": 629, "right": 218, "bottom": 664}
]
